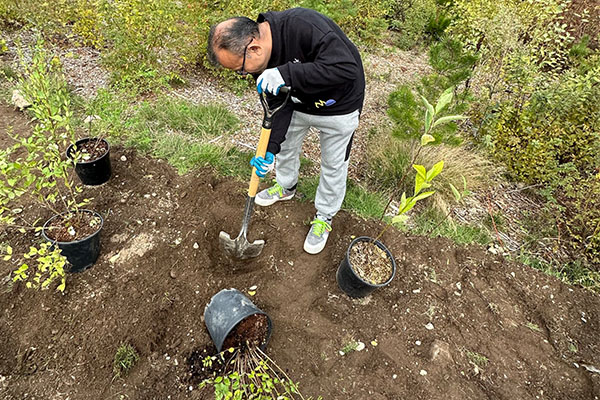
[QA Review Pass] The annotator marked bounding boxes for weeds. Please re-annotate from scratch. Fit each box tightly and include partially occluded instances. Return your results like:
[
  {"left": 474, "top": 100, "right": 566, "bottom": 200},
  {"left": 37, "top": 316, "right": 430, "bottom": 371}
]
[
  {"left": 410, "top": 207, "right": 492, "bottom": 246},
  {"left": 465, "top": 349, "right": 488, "bottom": 374},
  {"left": 113, "top": 343, "right": 139, "bottom": 378}
]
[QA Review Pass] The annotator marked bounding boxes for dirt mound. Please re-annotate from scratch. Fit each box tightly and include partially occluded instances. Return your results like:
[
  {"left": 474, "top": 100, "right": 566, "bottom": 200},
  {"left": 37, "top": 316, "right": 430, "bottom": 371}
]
[{"left": 1, "top": 103, "right": 599, "bottom": 399}]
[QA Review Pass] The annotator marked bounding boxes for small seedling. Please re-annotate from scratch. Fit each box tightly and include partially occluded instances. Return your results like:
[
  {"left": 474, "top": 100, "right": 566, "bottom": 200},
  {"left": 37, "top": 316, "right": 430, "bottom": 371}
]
[
  {"left": 424, "top": 304, "right": 437, "bottom": 321},
  {"left": 526, "top": 322, "right": 542, "bottom": 333},
  {"left": 465, "top": 349, "right": 488, "bottom": 375},
  {"left": 113, "top": 343, "right": 139, "bottom": 378},
  {"left": 568, "top": 342, "right": 578, "bottom": 353},
  {"left": 425, "top": 267, "right": 438, "bottom": 283},
  {"left": 340, "top": 340, "right": 360, "bottom": 355}
]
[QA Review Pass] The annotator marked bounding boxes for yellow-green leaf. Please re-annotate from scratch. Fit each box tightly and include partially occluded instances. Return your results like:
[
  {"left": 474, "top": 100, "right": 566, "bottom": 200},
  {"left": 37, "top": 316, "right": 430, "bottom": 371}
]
[
  {"left": 432, "top": 115, "right": 468, "bottom": 129},
  {"left": 421, "top": 134, "right": 435, "bottom": 146},
  {"left": 392, "top": 215, "right": 409, "bottom": 225}
]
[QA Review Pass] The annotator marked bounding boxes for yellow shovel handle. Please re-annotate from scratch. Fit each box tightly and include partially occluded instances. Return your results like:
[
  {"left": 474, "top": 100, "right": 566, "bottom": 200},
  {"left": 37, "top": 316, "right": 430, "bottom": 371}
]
[{"left": 248, "top": 126, "right": 271, "bottom": 197}]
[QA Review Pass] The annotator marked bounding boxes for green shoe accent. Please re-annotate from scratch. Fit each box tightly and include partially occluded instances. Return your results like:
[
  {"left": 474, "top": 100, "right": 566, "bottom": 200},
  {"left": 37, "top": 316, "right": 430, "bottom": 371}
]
[
  {"left": 266, "top": 181, "right": 284, "bottom": 197},
  {"left": 310, "top": 219, "right": 332, "bottom": 237}
]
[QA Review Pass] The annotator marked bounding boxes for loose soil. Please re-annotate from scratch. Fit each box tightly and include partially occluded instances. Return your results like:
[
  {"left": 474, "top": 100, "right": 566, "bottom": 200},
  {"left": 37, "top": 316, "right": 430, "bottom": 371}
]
[
  {"left": 349, "top": 240, "right": 394, "bottom": 285},
  {"left": 44, "top": 210, "right": 102, "bottom": 242},
  {"left": 1, "top": 102, "right": 600, "bottom": 400},
  {"left": 221, "top": 313, "right": 270, "bottom": 351}
]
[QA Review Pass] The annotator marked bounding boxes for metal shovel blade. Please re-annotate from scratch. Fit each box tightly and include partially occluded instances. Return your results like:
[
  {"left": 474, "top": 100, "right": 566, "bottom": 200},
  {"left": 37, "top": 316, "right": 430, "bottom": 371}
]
[
  {"left": 219, "top": 195, "right": 265, "bottom": 260},
  {"left": 218, "top": 231, "right": 264, "bottom": 260}
]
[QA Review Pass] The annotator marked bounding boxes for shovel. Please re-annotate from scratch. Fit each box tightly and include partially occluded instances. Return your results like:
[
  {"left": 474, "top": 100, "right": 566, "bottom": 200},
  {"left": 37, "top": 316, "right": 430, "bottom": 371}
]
[{"left": 219, "top": 86, "right": 291, "bottom": 259}]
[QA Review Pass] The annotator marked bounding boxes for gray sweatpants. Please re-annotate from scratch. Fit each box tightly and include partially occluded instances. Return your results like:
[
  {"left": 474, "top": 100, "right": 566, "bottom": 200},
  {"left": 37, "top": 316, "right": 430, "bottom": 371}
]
[{"left": 275, "top": 109, "right": 360, "bottom": 220}]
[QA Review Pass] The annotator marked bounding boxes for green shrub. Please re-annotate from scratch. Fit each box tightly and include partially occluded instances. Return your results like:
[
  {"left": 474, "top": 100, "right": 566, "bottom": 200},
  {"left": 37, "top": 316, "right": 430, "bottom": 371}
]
[
  {"left": 428, "top": 37, "right": 479, "bottom": 89},
  {"left": 71, "top": 0, "right": 105, "bottom": 48},
  {"left": 547, "top": 167, "right": 600, "bottom": 268},
  {"left": 486, "top": 54, "right": 600, "bottom": 183},
  {"left": 98, "top": 0, "right": 192, "bottom": 91},
  {"left": 387, "top": 0, "right": 438, "bottom": 49}
]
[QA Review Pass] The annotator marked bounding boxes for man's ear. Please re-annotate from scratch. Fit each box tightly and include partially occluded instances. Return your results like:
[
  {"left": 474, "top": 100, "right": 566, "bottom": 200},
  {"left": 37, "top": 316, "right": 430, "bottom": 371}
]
[{"left": 248, "top": 43, "right": 263, "bottom": 57}]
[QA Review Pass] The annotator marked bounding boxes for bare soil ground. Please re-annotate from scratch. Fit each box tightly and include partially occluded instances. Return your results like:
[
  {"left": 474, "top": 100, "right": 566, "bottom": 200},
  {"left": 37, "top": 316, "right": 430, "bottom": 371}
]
[{"left": 1, "top": 103, "right": 600, "bottom": 399}]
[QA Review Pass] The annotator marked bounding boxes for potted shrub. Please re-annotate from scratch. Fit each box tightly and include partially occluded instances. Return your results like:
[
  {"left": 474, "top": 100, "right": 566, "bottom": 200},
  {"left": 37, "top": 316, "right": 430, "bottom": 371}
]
[
  {"left": 67, "top": 114, "right": 112, "bottom": 186},
  {"left": 0, "top": 38, "right": 104, "bottom": 289},
  {"left": 336, "top": 88, "right": 466, "bottom": 298}
]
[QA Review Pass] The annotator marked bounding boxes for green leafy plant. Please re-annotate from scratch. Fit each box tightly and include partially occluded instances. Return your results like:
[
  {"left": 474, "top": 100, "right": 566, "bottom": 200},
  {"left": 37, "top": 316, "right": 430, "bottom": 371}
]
[
  {"left": 378, "top": 87, "right": 467, "bottom": 228},
  {"left": 3, "top": 242, "right": 66, "bottom": 292},
  {"left": 0, "top": 38, "right": 91, "bottom": 292},
  {"left": 113, "top": 343, "right": 139, "bottom": 378},
  {"left": 199, "top": 347, "right": 321, "bottom": 400},
  {"left": 386, "top": 0, "right": 438, "bottom": 49}
]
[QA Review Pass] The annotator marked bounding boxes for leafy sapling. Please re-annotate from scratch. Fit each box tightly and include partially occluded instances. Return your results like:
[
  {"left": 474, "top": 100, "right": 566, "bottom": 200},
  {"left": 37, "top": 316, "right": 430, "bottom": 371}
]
[
  {"left": 5, "top": 243, "right": 67, "bottom": 292},
  {"left": 199, "top": 346, "right": 321, "bottom": 400},
  {"left": 375, "top": 161, "right": 444, "bottom": 242},
  {"left": 380, "top": 87, "right": 467, "bottom": 220}
]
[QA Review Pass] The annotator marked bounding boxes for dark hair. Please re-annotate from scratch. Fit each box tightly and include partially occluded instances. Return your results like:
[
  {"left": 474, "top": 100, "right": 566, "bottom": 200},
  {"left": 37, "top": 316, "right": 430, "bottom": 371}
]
[{"left": 207, "top": 17, "right": 259, "bottom": 67}]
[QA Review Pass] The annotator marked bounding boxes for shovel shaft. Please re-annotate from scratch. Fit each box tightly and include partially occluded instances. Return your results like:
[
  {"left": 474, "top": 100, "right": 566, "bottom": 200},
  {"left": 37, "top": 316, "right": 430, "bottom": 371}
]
[{"left": 249, "top": 126, "right": 272, "bottom": 197}]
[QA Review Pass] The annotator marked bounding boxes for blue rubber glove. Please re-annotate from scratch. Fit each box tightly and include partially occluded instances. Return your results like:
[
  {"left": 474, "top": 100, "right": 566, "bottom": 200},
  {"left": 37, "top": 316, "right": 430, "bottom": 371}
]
[
  {"left": 250, "top": 151, "right": 274, "bottom": 177},
  {"left": 256, "top": 68, "right": 285, "bottom": 95}
]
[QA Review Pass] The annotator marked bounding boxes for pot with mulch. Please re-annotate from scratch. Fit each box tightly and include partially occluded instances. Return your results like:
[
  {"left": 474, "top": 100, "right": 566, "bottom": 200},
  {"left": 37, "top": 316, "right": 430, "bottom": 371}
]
[
  {"left": 336, "top": 236, "right": 396, "bottom": 298},
  {"left": 66, "top": 138, "right": 112, "bottom": 186},
  {"left": 42, "top": 209, "right": 104, "bottom": 273},
  {"left": 204, "top": 288, "right": 272, "bottom": 352}
]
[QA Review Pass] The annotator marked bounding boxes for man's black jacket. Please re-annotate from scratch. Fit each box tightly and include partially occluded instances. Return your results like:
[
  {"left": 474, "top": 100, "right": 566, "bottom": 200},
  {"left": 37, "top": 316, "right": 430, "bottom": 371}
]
[{"left": 255, "top": 8, "right": 365, "bottom": 154}]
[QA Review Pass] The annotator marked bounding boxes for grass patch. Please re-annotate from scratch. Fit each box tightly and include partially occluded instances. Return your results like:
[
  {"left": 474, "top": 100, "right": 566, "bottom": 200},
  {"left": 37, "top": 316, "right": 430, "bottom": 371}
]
[
  {"left": 77, "top": 88, "right": 135, "bottom": 139},
  {"left": 113, "top": 343, "right": 139, "bottom": 378},
  {"left": 297, "top": 177, "right": 387, "bottom": 220},
  {"left": 122, "top": 95, "right": 239, "bottom": 174},
  {"left": 517, "top": 252, "right": 600, "bottom": 293},
  {"left": 409, "top": 207, "right": 492, "bottom": 245}
]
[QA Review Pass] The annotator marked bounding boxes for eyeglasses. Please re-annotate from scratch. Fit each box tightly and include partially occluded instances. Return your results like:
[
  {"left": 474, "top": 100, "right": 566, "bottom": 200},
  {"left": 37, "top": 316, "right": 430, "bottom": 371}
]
[{"left": 236, "top": 39, "right": 253, "bottom": 76}]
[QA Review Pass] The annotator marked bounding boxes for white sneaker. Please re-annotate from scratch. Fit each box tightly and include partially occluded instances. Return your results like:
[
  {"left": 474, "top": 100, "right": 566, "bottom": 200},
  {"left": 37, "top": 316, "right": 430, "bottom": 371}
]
[
  {"left": 303, "top": 217, "right": 332, "bottom": 254},
  {"left": 255, "top": 181, "right": 295, "bottom": 206}
]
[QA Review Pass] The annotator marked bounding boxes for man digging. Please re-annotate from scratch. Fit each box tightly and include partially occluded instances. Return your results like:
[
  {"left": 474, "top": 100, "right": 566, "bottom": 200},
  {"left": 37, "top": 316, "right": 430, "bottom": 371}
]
[{"left": 208, "top": 7, "right": 365, "bottom": 254}]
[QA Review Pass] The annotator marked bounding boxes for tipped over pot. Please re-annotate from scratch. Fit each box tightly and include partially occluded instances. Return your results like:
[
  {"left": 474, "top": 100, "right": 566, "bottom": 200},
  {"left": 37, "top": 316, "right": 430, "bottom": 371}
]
[{"left": 204, "top": 288, "right": 272, "bottom": 352}]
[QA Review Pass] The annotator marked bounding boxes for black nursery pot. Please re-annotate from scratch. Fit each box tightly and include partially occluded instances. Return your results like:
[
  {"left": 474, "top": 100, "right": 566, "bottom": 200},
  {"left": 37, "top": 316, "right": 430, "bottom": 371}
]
[
  {"left": 336, "top": 236, "right": 396, "bottom": 298},
  {"left": 204, "top": 288, "right": 273, "bottom": 352},
  {"left": 67, "top": 138, "right": 112, "bottom": 186},
  {"left": 42, "top": 210, "right": 103, "bottom": 273}
]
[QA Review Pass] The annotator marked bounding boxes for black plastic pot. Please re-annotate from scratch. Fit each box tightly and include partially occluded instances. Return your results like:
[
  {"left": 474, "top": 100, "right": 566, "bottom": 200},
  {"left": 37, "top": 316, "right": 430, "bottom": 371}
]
[
  {"left": 336, "top": 236, "right": 396, "bottom": 298},
  {"left": 204, "top": 288, "right": 272, "bottom": 352},
  {"left": 42, "top": 209, "right": 103, "bottom": 273},
  {"left": 67, "top": 138, "right": 112, "bottom": 186}
]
